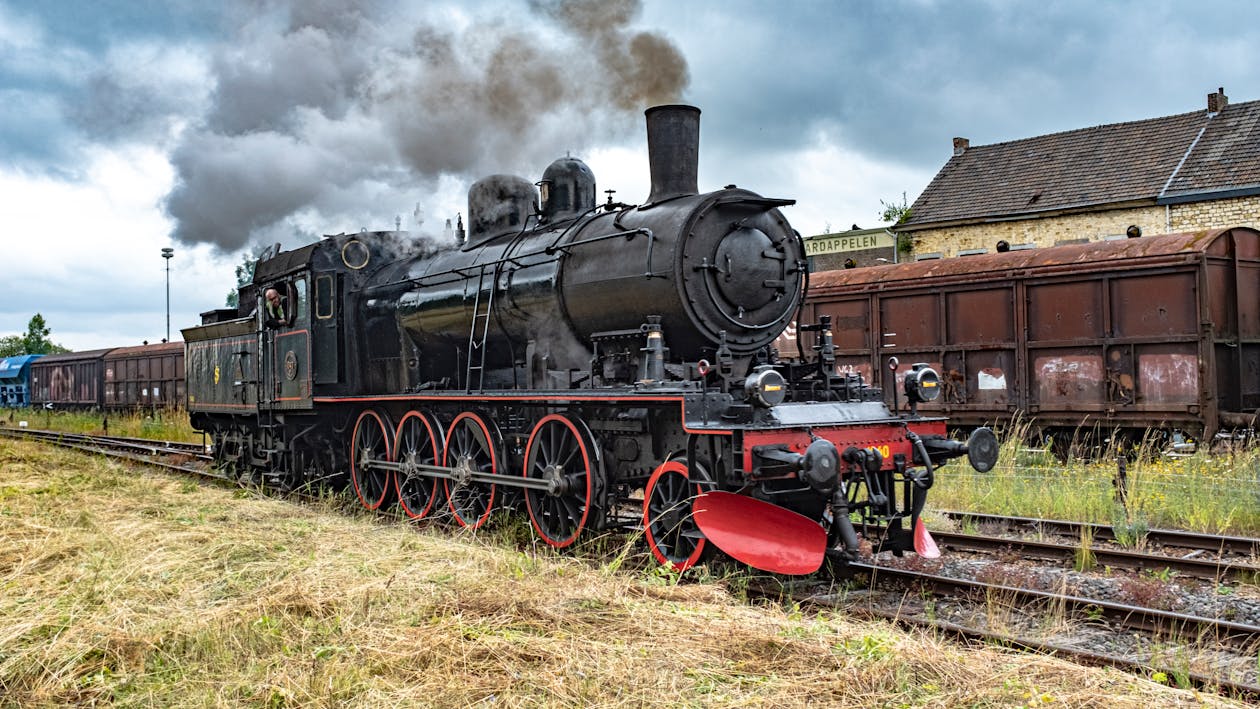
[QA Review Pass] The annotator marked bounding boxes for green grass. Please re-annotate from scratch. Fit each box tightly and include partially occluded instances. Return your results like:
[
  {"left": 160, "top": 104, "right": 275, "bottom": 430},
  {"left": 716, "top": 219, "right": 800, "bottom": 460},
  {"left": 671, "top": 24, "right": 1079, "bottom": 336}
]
[
  {"left": 930, "top": 426, "right": 1260, "bottom": 536},
  {"left": 0, "top": 408, "right": 201, "bottom": 443},
  {"left": 0, "top": 438, "right": 1223, "bottom": 707}
]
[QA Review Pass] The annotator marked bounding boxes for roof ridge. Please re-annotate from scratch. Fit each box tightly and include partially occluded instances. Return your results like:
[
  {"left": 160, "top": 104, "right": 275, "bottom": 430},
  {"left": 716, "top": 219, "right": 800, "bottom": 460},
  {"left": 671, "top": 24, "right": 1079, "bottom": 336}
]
[{"left": 964, "top": 104, "right": 1223, "bottom": 152}]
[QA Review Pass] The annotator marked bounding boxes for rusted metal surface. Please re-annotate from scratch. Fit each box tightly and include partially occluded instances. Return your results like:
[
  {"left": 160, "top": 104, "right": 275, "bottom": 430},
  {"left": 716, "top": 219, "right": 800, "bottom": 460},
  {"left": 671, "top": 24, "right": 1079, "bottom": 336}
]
[
  {"left": 802, "top": 227, "right": 1260, "bottom": 437},
  {"left": 811, "top": 228, "right": 1236, "bottom": 289},
  {"left": 104, "top": 342, "right": 186, "bottom": 409},
  {"left": 27, "top": 343, "right": 187, "bottom": 410},
  {"left": 29, "top": 348, "right": 114, "bottom": 408}
]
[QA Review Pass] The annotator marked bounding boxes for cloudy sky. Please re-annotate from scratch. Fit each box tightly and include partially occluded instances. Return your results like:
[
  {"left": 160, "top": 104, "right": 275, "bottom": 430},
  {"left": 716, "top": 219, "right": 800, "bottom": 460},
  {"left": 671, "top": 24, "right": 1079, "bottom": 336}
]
[{"left": 2, "top": 0, "right": 1258, "bottom": 350}]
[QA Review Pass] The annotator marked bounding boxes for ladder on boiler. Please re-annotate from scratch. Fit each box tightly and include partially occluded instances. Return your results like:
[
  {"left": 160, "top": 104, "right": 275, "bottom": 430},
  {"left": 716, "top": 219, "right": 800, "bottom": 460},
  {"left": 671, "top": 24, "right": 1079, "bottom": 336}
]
[{"left": 464, "top": 263, "right": 498, "bottom": 392}]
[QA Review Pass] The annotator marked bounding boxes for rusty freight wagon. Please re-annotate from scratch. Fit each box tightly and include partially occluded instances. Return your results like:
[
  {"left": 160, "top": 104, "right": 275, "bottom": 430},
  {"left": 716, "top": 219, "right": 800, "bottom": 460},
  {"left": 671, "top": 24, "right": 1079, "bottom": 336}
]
[
  {"left": 29, "top": 342, "right": 187, "bottom": 411},
  {"left": 104, "top": 342, "right": 186, "bottom": 409},
  {"left": 29, "top": 348, "right": 114, "bottom": 409},
  {"left": 797, "top": 226, "right": 1260, "bottom": 443}
]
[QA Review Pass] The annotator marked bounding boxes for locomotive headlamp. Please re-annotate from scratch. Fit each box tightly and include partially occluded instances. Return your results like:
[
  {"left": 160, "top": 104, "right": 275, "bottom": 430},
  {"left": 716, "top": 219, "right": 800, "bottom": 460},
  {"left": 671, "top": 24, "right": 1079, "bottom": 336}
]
[
  {"left": 745, "top": 365, "right": 787, "bottom": 407},
  {"left": 903, "top": 363, "right": 941, "bottom": 404}
]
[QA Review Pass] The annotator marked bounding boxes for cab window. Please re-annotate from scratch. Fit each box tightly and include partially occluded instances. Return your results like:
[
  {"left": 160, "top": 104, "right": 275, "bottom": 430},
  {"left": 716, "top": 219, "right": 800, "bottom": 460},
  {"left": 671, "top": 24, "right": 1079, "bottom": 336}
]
[
  {"left": 293, "top": 277, "right": 308, "bottom": 321},
  {"left": 315, "top": 274, "right": 335, "bottom": 319}
]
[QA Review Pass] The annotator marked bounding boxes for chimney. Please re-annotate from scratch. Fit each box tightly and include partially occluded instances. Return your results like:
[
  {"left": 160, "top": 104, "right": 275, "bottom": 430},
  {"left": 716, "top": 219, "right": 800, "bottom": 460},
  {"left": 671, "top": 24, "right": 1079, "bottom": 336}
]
[
  {"left": 645, "top": 105, "right": 700, "bottom": 203},
  {"left": 953, "top": 137, "right": 969, "bottom": 156},
  {"left": 1208, "top": 87, "right": 1228, "bottom": 115}
]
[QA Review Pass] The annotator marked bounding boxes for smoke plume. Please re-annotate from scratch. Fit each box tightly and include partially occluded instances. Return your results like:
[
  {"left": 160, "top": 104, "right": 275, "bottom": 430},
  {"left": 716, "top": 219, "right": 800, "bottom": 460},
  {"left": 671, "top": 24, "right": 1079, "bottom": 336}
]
[{"left": 163, "top": 0, "right": 689, "bottom": 252}]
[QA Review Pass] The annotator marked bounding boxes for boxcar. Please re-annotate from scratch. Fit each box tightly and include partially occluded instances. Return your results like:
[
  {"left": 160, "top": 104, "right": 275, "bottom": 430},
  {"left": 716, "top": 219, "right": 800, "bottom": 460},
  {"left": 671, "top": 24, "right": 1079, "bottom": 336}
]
[
  {"left": 0, "top": 354, "right": 44, "bottom": 407},
  {"left": 104, "top": 342, "right": 186, "bottom": 409},
  {"left": 29, "top": 348, "right": 114, "bottom": 409},
  {"left": 798, "top": 226, "right": 1260, "bottom": 441}
]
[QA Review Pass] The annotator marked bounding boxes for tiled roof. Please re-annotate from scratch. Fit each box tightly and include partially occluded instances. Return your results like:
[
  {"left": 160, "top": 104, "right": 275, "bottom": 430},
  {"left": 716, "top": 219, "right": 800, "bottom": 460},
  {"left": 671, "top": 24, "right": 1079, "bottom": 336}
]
[
  {"left": 904, "top": 98, "right": 1260, "bottom": 228},
  {"left": 1166, "top": 100, "right": 1260, "bottom": 196}
]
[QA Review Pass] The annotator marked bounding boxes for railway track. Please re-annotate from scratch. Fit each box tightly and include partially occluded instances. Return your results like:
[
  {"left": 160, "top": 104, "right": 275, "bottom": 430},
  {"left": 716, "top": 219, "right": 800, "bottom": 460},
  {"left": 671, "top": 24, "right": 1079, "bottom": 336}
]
[
  {"left": 0, "top": 427, "right": 216, "bottom": 478},
  {"left": 939, "top": 509, "right": 1260, "bottom": 557},
  {"left": 784, "top": 578, "right": 1260, "bottom": 701},
  {"left": 924, "top": 527, "right": 1260, "bottom": 584},
  {"left": 6, "top": 427, "right": 1259, "bottom": 698},
  {"left": 850, "top": 562, "right": 1260, "bottom": 649},
  {"left": 747, "top": 559, "right": 1260, "bottom": 699}
]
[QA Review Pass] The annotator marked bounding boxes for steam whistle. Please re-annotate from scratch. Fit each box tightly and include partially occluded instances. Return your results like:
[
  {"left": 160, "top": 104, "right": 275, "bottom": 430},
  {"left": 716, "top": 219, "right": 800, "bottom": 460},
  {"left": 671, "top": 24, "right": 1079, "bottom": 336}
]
[{"left": 638, "top": 316, "right": 667, "bottom": 384}]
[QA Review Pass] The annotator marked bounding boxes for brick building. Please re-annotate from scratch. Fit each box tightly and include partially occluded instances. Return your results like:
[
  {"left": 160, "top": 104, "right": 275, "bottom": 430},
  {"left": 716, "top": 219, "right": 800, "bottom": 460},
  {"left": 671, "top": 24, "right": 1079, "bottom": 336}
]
[{"left": 899, "top": 88, "right": 1260, "bottom": 258}]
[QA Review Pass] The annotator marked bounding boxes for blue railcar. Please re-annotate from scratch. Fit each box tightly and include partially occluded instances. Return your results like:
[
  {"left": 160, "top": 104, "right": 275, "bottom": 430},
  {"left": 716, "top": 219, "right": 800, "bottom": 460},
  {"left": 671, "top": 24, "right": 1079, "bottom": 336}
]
[{"left": 0, "top": 354, "right": 45, "bottom": 407}]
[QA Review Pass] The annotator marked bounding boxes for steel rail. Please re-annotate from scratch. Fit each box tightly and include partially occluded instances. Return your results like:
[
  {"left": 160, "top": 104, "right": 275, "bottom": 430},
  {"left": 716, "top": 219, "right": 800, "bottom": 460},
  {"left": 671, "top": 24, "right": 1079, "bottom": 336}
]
[
  {"left": 745, "top": 576, "right": 1260, "bottom": 700},
  {"left": 926, "top": 529, "right": 1260, "bottom": 584},
  {"left": 0, "top": 427, "right": 208, "bottom": 458},
  {"left": 848, "top": 562, "right": 1260, "bottom": 648},
  {"left": 939, "top": 510, "right": 1260, "bottom": 557},
  {"left": 824, "top": 593, "right": 1260, "bottom": 701}
]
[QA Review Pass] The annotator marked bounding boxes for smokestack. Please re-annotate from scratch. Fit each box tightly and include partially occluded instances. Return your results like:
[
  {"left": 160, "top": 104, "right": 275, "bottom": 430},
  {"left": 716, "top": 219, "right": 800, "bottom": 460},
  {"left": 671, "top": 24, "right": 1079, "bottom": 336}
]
[{"left": 645, "top": 104, "right": 700, "bottom": 203}]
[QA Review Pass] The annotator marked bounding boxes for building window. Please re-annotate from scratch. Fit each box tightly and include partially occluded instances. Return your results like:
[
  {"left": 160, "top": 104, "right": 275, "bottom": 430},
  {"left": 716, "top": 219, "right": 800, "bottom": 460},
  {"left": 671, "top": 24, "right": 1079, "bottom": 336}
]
[
  {"left": 957, "top": 248, "right": 988, "bottom": 256},
  {"left": 916, "top": 252, "right": 943, "bottom": 261}
]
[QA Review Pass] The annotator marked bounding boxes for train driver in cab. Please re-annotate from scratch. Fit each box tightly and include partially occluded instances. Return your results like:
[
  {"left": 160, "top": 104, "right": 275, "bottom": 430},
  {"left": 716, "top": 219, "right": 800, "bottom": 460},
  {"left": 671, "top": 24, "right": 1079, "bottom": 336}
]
[{"left": 263, "top": 287, "right": 288, "bottom": 328}]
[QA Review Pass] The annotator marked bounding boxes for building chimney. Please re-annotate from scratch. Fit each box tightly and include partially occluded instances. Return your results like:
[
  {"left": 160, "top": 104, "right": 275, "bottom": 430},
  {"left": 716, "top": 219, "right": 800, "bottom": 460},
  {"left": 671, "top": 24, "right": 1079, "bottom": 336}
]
[
  {"left": 953, "top": 137, "right": 969, "bottom": 157},
  {"left": 645, "top": 105, "right": 700, "bottom": 203},
  {"left": 1208, "top": 87, "right": 1228, "bottom": 115}
]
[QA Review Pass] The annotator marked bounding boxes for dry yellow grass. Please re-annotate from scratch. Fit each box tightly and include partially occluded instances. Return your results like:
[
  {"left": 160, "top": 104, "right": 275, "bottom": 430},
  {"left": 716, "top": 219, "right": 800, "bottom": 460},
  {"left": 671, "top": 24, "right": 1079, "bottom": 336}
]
[{"left": 0, "top": 438, "right": 1243, "bottom": 708}]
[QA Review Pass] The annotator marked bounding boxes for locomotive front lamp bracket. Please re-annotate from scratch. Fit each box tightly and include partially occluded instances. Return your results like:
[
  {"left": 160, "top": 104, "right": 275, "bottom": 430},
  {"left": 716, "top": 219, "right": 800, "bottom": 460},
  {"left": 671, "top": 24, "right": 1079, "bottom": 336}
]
[{"left": 903, "top": 363, "right": 941, "bottom": 416}]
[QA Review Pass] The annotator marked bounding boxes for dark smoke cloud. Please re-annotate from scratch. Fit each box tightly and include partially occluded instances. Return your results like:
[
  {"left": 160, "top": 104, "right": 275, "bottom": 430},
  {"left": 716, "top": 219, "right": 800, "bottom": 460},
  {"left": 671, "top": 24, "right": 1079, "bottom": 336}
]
[{"left": 164, "top": 0, "right": 688, "bottom": 252}]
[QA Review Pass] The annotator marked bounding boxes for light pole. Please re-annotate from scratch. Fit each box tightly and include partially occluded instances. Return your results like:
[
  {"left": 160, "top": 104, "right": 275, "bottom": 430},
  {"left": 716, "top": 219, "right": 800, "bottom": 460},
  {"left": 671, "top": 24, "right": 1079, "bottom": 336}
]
[{"left": 161, "top": 247, "right": 174, "bottom": 342}]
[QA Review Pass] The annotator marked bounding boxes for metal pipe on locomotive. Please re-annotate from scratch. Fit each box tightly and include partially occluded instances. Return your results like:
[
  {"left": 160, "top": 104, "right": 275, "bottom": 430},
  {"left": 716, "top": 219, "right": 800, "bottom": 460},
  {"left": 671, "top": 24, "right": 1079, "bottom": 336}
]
[{"left": 183, "top": 105, "right": 997, "bottom": 575}]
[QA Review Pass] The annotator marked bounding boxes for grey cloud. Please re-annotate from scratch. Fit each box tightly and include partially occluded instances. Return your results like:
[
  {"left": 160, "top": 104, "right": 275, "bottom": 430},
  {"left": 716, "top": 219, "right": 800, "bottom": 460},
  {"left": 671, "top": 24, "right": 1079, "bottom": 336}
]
[{"left": 655, "top": 0, "right": 1260, "bottom": 170}]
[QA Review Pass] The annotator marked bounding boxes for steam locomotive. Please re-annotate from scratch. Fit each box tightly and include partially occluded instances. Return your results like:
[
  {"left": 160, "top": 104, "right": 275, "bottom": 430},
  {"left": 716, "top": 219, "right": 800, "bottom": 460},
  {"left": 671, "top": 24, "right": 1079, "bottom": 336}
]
[{"left": 183, "top": 105, "right": 996, "bottom": 575}]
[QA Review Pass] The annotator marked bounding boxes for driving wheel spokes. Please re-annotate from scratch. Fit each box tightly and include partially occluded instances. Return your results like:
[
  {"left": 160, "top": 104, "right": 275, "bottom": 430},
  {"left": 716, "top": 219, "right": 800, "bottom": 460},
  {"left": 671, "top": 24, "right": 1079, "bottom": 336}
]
[
  {"left": 394, "top": 410, "right": 442, "bottom": 520},
  {"left": 523, "top": 414, "right": 598, "bottom": 548},
  {"left": 443, "top": 412, "right": 498, "bottom": 528},
  {"left": 350, "top": 409, "right": 393, "bottom": 511},
  {"left": 643, "top": 460, "right": 707, "bottom": 572}
]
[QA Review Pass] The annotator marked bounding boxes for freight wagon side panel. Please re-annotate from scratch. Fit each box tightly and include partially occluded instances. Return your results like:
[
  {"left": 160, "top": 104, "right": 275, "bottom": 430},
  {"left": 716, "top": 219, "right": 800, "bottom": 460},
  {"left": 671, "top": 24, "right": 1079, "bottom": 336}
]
[
  {"left": 1238, "top": 255, "right": 1260, "bottom": 413},
  {"left": 1209, "top": 248, "right": 1260, "bottom": 415},
  {"left": 943, "top": 287, "right": 1017, "bottom": 410},
  {"left": 1025, "top": 279, "right": 1106, "bottom": 414},
  {"left": 879, "top": 293, "right": 945, "bottom": 412},
  {"left": 29, "top": 350, "right": 112, "bottom": 408},
  {"left": 814, "top": 298, "right": 875, "bottom": 384},
  {"left": 1109, "top": 272, "right": 1201, "bottom": 409},
  {"left": 105, "top": 344, "right": 187, "bottom": 409}
]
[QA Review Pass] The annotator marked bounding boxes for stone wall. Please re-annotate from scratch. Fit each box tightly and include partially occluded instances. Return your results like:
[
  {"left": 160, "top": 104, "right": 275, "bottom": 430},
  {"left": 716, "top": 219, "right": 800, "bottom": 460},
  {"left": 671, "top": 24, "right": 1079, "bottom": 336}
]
[
  {"left": 905, "top": 196, "right": 1260, "bottom": 258},
  {"left": 1168, "top": 195, "right": 1260, "bottom": 232}
]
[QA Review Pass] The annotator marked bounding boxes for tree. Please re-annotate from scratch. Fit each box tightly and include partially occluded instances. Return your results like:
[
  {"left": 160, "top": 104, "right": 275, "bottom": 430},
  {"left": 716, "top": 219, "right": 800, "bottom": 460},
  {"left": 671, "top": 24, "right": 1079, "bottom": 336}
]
[
  {"left": 879, "top": 192, "right": 915, "bottom": 257},
  {"left": 225, "top": 249, "right": 261, "bottom": 308},
  {"left": 879, "top": 192, "right": 912, "bottom": 225},
  {"left": 0, "top": 314, "right": 69, "bottom": 356},
  {"left": 0, "top": 335, "right": 22, "bottom": 357}
]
